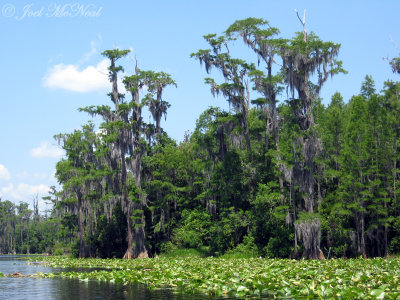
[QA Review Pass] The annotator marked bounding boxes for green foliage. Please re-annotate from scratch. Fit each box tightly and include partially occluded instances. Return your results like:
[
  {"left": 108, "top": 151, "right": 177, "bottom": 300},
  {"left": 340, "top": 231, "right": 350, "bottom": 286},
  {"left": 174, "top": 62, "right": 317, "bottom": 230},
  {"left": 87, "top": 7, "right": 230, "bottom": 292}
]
[
  {"left": 209, "top": 209, "right": 250, "bottom": 254},
  {"left": 33, "top": 256, "right": 400, "bottom": 299},
  {"left": 390, "top": 57, "right": 400, "bottom": 74},
  {"left": 171, "top": 210, "right": 212, "bottom": 249},
  {"left": 4, "top": 17, "right": 400, "bottom": 262},
  {"left": 52, "top": 243, "right": 68, "bottom": 256},
  {"left": 221, "top": 234, "right": 259, "bottom": 259}
]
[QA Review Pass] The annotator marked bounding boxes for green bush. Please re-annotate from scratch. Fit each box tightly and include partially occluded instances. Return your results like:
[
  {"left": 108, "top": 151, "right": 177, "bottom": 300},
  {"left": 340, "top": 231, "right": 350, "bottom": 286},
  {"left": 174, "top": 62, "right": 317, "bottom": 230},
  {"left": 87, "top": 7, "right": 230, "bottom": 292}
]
[
  {"left": 390, "top": 236, "right": 400, "bottom": 254},
  {"left": 221, "top": 234, "right": 259, "bottom": 259},
  {"left": 159, "top": 241, "right": 178, "bottom": 254},
  {"left": 52, "top": 243, "right": 68, "bottom": 255},
  {"left": 171, "top": 209, "right": 212, "bottom": 249},
  {"left": 264, "top": 236, "right": 292, "bottom": 258},
  {"left": 70, "top": 240, "right": 79, "bottom": 258},
  {"left": 209, "top": 208, "right": 249, "bottom": 254}
]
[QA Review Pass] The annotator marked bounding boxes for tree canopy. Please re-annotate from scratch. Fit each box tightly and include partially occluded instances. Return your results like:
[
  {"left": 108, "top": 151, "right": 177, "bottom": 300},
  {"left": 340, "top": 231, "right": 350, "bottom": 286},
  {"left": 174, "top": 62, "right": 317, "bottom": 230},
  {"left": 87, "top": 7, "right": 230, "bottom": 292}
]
[{"left": 2, "top": 17, "right": 400, "bottom": 260}]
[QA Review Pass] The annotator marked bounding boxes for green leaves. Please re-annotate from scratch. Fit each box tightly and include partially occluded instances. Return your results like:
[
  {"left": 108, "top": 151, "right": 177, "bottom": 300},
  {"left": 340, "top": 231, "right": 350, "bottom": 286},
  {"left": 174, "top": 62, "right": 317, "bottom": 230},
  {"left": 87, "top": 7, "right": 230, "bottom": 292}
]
[
  {"left": 101, "top": 49, "right": 131, "bottom": 61},
  {"left": 33, "top": 256, "right": 400, "bottom": 299}
]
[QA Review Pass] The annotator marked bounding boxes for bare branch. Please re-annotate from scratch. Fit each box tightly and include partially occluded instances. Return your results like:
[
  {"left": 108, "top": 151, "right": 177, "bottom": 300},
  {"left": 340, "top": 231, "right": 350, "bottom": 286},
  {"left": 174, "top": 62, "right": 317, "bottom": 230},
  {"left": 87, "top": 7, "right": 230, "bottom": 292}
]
[{"left": 295, "top": 8, "right": 307, "bottom": 42}]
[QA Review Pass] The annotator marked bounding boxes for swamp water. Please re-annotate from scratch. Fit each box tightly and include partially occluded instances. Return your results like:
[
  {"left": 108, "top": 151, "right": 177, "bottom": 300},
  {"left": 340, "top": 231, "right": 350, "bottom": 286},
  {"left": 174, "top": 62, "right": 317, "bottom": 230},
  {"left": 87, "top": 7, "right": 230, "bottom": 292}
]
[{"left": 0, "top": 256, "right": 216, "bottom": 300}]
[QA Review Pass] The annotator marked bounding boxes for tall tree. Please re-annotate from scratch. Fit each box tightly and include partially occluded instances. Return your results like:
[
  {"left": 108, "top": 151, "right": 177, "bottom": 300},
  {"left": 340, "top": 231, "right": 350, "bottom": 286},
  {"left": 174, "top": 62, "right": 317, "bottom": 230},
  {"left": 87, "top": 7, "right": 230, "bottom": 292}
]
[
  {"left": 191, "top": 34, "right": 255, "bottom": 161},
  {"left": 225, "top": 17, "right": 287, "bottom": 211},
  {"left": 55, "top": 122, "right": 99, "bottom": 258},
  {"left": 279, "top": 23, "right": 345, "bottom": 259},
  {"left": 121, "top": 67, "right": 150, "bottom": 259},
  {"left": 340, "top": 94, "right": 370, "bottom": 257},
  {"left": 225, "top": 18, "right": 281, "bottom": 150},
  {"left": 143, "top": 71, "right": 177, "bottom": 139},
  {"left": 84, "top": 50, "right": 176, "bottom": 258}
]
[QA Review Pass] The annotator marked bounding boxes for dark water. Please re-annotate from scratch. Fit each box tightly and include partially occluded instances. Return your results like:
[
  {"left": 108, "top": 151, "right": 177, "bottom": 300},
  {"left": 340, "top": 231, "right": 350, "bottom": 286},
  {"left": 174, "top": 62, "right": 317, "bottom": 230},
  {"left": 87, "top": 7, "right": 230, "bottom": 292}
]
[{"left": 0, "top": 256, "right": 214, "bottom": 300}]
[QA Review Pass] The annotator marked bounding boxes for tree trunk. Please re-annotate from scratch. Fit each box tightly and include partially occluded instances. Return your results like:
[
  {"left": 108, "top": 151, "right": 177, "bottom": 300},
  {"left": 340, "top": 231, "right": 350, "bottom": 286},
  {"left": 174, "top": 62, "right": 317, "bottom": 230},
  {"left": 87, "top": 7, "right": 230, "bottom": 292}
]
[
  {"left": 156, "top": 114, "right": 161, "bottom": 137},
  {"left": 295, "top": 218, "right": 324, "bottom": 259},
  {"left": 110, "top": 58, "right": 120, "bottom": 111},
  {"left": 384, "top": 222, "right": 388, "bottom": 257},
  {"left": 123, "top": 210, "right": 134, "bottom": 259},
  {"left": 241, "top": 102, "right": 252, "bottom": 161},
  {"left": 293, "top": 228, "right": 299, "bottom": 259},
  {"left": 20, "top": 228, "right": 23, "bottom": 251},
  {"left": 317, "top": 174, "right": 322, "bottom": 211},
  {"left": 132, "top": 151, "right": 148, "bottom": 259},
  {"left": 264, "top": 116, "right": 270, "bottom": 152},
  {"left": 77, "top": 191, "right": 86, "bottom": 258},
  {"left": 356, "top": 213, "right": 361, "bottom": 254},
  {"left": 394, "top": 136, "right": 397, "bottom": 209},
  {"left": 27, "top": 221, "right": 30, "bottom": 255},
  {"left": 360, "top": 211, "right": 367, "bottom": 258},
  {"left": 134, "top": 206, "right": 148, "bottom": 259},
  {"left": 293, "top": 76, "right": 324, "bottom": 259},
  {"left": 290, "top": 179, "right": 299, "bottom": 258}
]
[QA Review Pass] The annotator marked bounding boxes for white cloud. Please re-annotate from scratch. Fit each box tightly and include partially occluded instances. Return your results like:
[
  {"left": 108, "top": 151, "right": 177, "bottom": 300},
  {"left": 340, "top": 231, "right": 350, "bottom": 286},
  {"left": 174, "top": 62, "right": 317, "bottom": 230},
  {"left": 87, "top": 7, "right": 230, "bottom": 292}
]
[
  {"left": 0, "top": 183, "right": 50, "bottom": 201},
  {"left": 30, "top": 141, "right": 64, "bottom": 158},
  {"left": 0, "top": 164, "right": 10, "bottom": 181},
  {"left": 43, "top": 38, "right": 133, "bottom": 95},
  {"left": 33, "top": 173, "right": 48, "bottom": 180},
  {"left": 16, "top": 171, "right": 52, "bottom": 181},
  {"left": 15, "top": 171, "right": 29, "bottom": 179},
  {"left": 1, "top": 183, "right": 13, "bottom": 195},
  {"left": 77, "top": 38, "right": 100, "bottom": 66},
  {"left": 0, "top": 183, "right": 55, "bottom": 213},
  {"left": 42, "top": 59, "right": 110, "bottom": 93}
]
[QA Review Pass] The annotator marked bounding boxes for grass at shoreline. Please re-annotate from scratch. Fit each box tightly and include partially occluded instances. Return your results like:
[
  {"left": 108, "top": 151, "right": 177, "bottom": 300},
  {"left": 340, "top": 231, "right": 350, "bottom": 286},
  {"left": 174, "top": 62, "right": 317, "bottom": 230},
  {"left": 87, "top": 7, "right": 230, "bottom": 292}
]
[{"left": 28, "top": 256, "right": 400, "bottom": 299}]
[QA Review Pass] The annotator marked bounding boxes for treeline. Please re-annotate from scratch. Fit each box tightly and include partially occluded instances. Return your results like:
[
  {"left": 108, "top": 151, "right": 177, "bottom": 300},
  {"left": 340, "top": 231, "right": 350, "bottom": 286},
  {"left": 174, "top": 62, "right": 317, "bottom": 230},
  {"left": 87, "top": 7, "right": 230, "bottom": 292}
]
[
  {"left": 3, "top": 18, "right": 400, "bottom": 259},
  {"left": 0, "top": 195, "right": 58, "bottom": 254}
]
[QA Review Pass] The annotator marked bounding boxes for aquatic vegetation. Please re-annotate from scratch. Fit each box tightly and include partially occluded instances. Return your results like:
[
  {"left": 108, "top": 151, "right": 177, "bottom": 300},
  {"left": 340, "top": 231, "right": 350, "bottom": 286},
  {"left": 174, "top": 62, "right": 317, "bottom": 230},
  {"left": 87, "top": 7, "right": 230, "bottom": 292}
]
[{"left": 27, "top": 256, "right": 400, "bottom": 299}]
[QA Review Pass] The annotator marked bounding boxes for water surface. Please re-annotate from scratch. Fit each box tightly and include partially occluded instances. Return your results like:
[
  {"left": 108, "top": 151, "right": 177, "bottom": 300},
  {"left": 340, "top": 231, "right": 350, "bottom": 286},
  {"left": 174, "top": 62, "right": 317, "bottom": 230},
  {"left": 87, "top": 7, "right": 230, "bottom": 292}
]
[{"left": 0, "top": 255, "right": 214, "bottom": 300}]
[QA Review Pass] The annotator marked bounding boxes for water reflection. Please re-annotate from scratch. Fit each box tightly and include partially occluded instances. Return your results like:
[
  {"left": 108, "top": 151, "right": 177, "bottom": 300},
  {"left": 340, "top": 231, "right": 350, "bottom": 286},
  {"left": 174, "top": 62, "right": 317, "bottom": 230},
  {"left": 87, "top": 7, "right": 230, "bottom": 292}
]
[
  {"left": 1, "top": 276, "right": 211, "bottom": 300},
  {"left": 0, "top": 256, "right": 214, "bottom": 300},
  {"left": 51, "top": 279, "right": 209, "bottom": 300}
]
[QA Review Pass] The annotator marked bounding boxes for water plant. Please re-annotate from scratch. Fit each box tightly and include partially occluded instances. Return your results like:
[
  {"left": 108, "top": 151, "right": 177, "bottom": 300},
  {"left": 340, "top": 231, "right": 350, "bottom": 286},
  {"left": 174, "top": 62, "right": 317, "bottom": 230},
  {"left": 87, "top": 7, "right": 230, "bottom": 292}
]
[{"left": 29, "top": 256, "right": 400, "bottom": 299}]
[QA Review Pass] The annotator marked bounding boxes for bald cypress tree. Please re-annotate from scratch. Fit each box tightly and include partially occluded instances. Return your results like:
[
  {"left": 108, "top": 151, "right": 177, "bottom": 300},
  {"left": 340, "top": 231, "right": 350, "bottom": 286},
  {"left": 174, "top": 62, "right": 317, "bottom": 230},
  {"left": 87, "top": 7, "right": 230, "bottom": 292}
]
[
  {"left": 142, "top": 71, "right": 177, "bottom": 139},
  {"left": 80, "top": 49, "right": 175, "bottom": 258},
  {"left": 191, "top": 34, "right": 255, "bottom": 161},
  {"left": 224, "top": 16, "right": 345, "bottom": 258},
  {"left": 55, "top": 122, "right": 100, "bottom": 258},
  {"left": 279, "top": 24, "right": 345, "bottom": 259},
  {"left": 225, "top": 17, "right": 288, "bottom": 213},
  {"left": 80, "top": 49, "right": 144, "bottom": 258}
]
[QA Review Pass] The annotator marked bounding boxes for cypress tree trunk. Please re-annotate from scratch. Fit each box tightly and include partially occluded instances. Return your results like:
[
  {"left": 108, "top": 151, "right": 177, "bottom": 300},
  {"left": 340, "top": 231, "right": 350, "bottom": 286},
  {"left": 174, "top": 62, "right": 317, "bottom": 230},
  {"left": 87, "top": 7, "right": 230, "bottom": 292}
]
[
  {"left": 360, "top": 211, "right": 367, "bottom": 258},
  {"left": 77, "top": 191, "right": 86, "bottom": 258},
  {"left": 134, "top": 201, "right": 148, "bottom": 258},
  {"left": 123, "top": 211, "right": 134, "bottom": 259},
  {"left": 131, "top": 149, "right": 148, "bottom": 259},
  {"left": 241, "top": 102, "right": 252, "bottom": 161}
]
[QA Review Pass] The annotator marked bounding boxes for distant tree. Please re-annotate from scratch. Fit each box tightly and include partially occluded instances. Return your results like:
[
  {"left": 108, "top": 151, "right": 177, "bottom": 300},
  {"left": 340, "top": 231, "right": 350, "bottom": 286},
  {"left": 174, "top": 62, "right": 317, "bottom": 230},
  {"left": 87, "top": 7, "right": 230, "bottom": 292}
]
[{"left": 16, "top": 202, "right": 32, "bottom": 254}]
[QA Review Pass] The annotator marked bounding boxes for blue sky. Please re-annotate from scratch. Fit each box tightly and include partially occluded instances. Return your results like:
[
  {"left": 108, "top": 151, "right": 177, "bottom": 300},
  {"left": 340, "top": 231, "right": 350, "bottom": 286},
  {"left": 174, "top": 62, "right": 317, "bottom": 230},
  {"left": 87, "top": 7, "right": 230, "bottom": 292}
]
[{"left": 0, "top": 0, "right": 399, "bottom": 210}]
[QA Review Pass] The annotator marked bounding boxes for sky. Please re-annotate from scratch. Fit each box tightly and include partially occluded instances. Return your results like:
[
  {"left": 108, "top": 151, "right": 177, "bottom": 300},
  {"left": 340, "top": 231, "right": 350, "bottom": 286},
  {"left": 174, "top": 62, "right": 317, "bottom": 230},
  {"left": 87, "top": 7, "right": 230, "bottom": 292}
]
[{"left": 0, "top": 0, "right": 399, "bottom": 211}]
